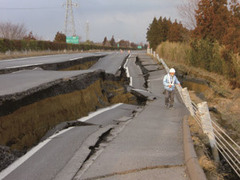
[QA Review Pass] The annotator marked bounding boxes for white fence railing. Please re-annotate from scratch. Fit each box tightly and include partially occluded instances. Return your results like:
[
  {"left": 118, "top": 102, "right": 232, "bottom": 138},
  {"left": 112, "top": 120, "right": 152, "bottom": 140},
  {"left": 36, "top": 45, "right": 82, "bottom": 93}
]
[{"left": 147, "top": 48, "right": 240, "bottom": 177}]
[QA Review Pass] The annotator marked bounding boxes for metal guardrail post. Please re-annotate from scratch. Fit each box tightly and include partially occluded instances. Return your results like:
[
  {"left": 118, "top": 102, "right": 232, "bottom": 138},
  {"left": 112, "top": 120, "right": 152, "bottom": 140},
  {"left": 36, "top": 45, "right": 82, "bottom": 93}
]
[
  {"left": 182, "top": 87, "right": 194, "bottom": 116},
  {"left": 159, "top": 58, "right": 169, "bottom": 72},
  {"left": 197, "top": 102, "right": 220, "bottom": 163}
]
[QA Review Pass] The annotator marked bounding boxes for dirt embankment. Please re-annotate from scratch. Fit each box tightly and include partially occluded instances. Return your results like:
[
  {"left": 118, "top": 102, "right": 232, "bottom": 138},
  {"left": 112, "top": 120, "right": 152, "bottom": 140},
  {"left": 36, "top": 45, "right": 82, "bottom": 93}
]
[
  {"left": 0, "top": 73, "right": 139, "bottom": 171},
  {"left": 0, "top": 71, "right": 138, "bottom": 143},
  {"left": 163, "top": 60, "right": 240, "bottom": 179},
  {"left": 162, "top": 60, "right": 240, "bottom": 142}
]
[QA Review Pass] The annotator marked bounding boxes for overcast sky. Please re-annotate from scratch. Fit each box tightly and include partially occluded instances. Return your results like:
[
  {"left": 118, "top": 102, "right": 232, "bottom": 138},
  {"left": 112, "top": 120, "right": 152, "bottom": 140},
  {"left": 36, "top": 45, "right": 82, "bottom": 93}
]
[{"left": 0, "top": 0, "right": 182, "bottom": 43}]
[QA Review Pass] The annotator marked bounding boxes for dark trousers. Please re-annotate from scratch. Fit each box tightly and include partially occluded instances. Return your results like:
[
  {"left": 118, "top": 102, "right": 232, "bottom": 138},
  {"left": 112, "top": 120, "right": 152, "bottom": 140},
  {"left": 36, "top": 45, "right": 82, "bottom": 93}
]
[{"left": 165, "top": 90, "right": 175, "bottom": 106}]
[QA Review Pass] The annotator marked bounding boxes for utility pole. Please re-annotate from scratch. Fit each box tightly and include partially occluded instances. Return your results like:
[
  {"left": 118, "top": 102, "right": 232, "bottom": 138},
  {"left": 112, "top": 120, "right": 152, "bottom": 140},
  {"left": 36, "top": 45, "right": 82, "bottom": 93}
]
[
  {"left": 64, "top": 0, "right": 78, "bottom": 36},
  {"left": 86, "top": 21, "right": 89, "bottom": 41}
]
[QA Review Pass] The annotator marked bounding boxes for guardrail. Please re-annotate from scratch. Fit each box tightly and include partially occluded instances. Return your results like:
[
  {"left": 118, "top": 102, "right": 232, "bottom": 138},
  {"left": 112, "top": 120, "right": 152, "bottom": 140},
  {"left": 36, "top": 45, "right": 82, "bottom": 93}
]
[{"left": 147, "top": 48, "right": 240, "bottom": 177}]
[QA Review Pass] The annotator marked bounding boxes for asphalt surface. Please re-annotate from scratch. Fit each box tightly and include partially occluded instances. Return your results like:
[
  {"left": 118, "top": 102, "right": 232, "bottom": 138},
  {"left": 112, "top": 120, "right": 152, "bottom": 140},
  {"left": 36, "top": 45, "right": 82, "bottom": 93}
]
[
  {"left": 0, "top": 52, "right": 128, "bottom": 96},
  {"left": 0, "top": 104, "right": 140, "bottom": 180},
  {"left": 0, "top": 53, "right": 190, "bottom": 180},
  {"left": 0, "top": 51, "right": 135, "bottom": 179},
  {"left": 74, "top": 54, "right": 190, "bottom": 180},
  {"left": 90, "top": 52, "right": 128, "bottom": 75},
  {"left": 0, "top": 52, "right": 108, "bottom": 70},
  {"left": 0, "top": 68, "right": 94, "bottom": 96},
  {"left": 124, "top": 54, "right": 146, "bottom": 90}
]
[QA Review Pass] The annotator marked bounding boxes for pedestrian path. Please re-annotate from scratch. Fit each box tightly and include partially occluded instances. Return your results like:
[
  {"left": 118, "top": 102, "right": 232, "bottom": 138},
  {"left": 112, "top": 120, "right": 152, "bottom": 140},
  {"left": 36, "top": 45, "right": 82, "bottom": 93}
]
[{"left": 74, "top": 54, "right": 190, "bottom": 180}]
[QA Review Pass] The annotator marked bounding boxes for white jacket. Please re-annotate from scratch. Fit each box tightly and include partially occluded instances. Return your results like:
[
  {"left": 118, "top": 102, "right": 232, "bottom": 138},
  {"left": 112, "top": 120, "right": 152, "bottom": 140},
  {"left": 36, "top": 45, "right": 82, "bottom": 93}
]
[{"left": 163, "top": 73, "right": 180, "bottom": 91}]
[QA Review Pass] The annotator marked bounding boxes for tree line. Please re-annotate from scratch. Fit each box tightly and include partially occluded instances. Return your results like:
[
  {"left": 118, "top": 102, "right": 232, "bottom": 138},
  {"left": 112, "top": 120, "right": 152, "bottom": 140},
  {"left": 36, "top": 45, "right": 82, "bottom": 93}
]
[
  {"left": 146, "top": 17, "right": 189, "bottom": 50},
  {"left": 0, "top": 21, "right": 142, "bottom": 52},
  {"left": 147, "top": 0, "right": 240, "bottom": 53},
  {"left": 147, "top": 0, "right": 240, "bottom": 88},
  {"left": 102, "top": 36, "right": 145, "bottom": 49},
  {"left": 0, "top": 23, "right": 134, "bottom": 53},
  {"left": 192, "top": 0, "right": 240, "bottom": 54},
  {"left": 189, "top": 0, "right": 240, "bottom": 86}
]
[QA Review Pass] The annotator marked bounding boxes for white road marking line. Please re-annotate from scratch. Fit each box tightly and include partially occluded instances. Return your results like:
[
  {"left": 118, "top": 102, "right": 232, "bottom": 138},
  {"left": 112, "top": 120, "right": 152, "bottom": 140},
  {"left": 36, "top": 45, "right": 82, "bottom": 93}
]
[
  {"left": 3, "top": 56, "right": 84, "bottom": 69},
  {"left": 0, "top": 103, "right": 124, "bottom": 178},
  {"left": 0, "top": 127, "right": 74, "bottom": 179},
  {"left": 5, "top": 63, "right": 44, "bottom": 69},
  {"left": 123, "top": 55, "right": 133, "bottom": 86},
  {"left": 78, "top": 103, "right": 123, "bottom": 122},
  {"left": 69, "top": 57, "right": 82, "bottom": 61},
  {"left": 130, "top": 76, "right": 133, "bottom": 86},
  {"left": 0, "top": 54, "right": 64, "bottom": 63}
]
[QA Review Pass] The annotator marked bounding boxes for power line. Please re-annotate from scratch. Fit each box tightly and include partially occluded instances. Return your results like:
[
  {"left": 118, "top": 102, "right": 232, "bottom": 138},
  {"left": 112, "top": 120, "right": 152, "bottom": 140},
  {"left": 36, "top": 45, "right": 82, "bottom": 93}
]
[{"left": 0, "top": 7, "right": 61, "bottom": 10}]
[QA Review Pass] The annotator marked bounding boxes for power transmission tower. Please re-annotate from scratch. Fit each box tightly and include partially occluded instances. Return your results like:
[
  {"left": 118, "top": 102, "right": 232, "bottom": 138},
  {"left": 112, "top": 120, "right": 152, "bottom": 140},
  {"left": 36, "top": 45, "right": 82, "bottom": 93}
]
[{"left": 64, "top": 0, "right": 78, "bottom": 36}]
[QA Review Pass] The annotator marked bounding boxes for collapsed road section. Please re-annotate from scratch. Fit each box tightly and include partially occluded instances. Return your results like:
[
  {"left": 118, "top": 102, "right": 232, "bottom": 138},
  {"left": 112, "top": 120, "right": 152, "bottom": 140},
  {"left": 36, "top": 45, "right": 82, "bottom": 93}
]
[
  {"left": 0, "top": 52, "right": 149, "bottom": 174},
  {"left": 0, "top": 52, "right": 108, "bottom": 74},
  {"left": 0, "top": 103, "right": 142, "bottom": 180}
]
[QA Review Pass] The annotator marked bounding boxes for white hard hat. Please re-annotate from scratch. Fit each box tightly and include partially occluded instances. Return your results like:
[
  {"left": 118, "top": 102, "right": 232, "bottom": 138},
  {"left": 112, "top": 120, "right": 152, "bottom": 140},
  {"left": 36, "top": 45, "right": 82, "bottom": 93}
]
[{"left": 169, "top": 68, "right": 175, "bottom": 73}]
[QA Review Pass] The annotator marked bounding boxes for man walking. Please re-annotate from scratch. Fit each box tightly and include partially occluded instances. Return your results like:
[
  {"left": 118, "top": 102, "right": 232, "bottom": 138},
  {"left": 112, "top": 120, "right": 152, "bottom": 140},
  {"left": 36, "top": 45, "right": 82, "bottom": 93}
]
[{"left": 163, "top": 68, "right": 180, "bottom": 108}]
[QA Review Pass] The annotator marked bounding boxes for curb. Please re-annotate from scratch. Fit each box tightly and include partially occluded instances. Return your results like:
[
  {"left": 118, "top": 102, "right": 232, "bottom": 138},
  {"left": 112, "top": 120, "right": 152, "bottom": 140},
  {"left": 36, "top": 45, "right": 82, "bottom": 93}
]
[{"left": 183, "top": 115, "right": 207, "bottom": 180}]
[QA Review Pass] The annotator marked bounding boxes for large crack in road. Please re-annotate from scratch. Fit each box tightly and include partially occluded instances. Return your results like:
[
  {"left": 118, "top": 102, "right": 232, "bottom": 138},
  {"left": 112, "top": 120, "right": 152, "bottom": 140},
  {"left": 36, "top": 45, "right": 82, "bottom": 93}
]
[{"left": 0, "top": 53, "right": 147, "bottom": 172}]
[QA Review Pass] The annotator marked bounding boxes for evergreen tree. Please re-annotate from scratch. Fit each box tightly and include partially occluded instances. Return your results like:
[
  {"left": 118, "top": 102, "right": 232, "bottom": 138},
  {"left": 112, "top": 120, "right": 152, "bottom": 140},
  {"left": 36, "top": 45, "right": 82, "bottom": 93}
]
[
  {"left": 223, "top": 0, "right": 240, "bottom": 53},
  {"left": 110, "top": 35, "right": 116, "bottom": 47},
  {"left": 193, "top": 0, "right": 230, "bottom": 42},
  {"left": 146, "top": 17, "right": 160, "bottom": 50},
  {"left": 54, "top": 32, "right": 66, "bottom": 43},
  {"left": 168, "top": 20, "right": 184, "bottom": 42},
  {"left": 102, "top": 36, "right": 108, "bottom": 46},
  {"left": 156, "top": 17, "right": 164, "bottom": 43},
  {"left": 119, "top": 40, "right": 130, "bottom": 47},
  {"left": 146, "top": 16, "right": 189, "bottom": 49},
  {"left": 161, "top": 17, "right": 170, "bottom": 42}
]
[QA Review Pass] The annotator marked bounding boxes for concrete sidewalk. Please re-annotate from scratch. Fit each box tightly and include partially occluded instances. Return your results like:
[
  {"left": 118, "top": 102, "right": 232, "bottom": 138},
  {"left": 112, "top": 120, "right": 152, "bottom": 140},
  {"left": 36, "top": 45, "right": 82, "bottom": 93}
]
[{"left": 74, "top": 54, "right": 190, "bottom": 180}]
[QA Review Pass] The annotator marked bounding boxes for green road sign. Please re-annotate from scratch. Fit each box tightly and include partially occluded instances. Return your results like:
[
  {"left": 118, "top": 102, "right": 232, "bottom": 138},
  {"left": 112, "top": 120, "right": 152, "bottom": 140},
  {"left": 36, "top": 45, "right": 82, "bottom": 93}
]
[
  {"left": 137, "top": 45, "right": 142, "bottom": 49},
  {"left": 66, "top": 36, "right": 79, "bottom": 44}
]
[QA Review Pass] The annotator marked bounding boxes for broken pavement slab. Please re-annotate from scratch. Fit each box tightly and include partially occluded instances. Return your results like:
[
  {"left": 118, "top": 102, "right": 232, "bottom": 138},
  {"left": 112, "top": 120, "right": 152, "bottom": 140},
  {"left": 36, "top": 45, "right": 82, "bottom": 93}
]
[
  {"left": 130, "top": 88, "right": 157, "bottom": 101},
  {"left": 113, "top": 116, "right": 132, "bottom": 122},
  {"left": 143, "top": 65, "right": 160, "bottom": 72},
  {"left": 1, "top": 103, "right": 141, "bottom": 180}
]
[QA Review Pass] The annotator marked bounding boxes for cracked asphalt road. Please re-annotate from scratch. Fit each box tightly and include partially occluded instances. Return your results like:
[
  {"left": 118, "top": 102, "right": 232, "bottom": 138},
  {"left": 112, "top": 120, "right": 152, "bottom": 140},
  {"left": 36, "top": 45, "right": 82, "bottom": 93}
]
[
  {"left": 1, "top": 104, "right": 140, "bottom": 180},
  {"left": 74, "top": 54, "right": 190, "bottom": 180},
  {"left": 0, "top": 53, "right": 190, "bottom": 180},
  {"left": 0, "top": 53, "right": 108, "bottom": 70}
]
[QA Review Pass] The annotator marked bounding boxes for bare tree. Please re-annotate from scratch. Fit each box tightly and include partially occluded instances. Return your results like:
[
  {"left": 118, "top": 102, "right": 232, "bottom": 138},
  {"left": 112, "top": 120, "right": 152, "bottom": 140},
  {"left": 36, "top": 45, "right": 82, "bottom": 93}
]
[
  {"left": 0, "top": 22, "right": 27, "bottom": 40},
  {"left": 178, "top": 0, "right": 200, "bottom": 29}
]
